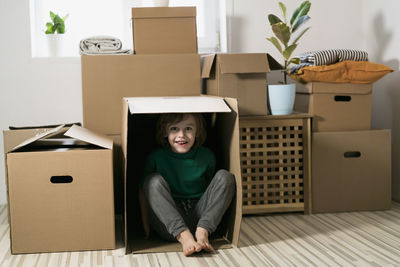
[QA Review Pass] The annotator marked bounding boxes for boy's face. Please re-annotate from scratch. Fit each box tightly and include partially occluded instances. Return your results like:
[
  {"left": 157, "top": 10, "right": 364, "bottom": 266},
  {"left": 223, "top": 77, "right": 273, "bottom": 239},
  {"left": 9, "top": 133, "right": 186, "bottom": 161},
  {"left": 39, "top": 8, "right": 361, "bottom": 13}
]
[{"left": 166, "top": 114, "right": 197, "bottom": 154}]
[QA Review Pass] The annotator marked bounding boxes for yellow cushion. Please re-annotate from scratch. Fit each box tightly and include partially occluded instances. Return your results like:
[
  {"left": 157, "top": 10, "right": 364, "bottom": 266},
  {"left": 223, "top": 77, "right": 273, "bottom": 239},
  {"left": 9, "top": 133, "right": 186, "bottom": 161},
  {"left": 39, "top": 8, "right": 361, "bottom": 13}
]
[{"left": 289, "top": 60, "right": 393, "bottom": 84}]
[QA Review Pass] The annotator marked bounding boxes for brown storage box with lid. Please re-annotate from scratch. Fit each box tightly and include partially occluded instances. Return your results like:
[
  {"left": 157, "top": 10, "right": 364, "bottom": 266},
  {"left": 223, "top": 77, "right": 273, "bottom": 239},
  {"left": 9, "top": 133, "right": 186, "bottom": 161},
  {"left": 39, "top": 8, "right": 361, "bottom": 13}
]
[
  {"left": 132, "top": 7, "right": 197, "bottom": 54},
  {"left": 312, "top": 129, "right": 391, "bottom": 213},
  {"left": 294, "top": 82, "right": 372, "bottom": 132},
  {"left": 202, "top": 53, "right": 281, "bottom": 116},
  {"left": 239, "top": 114, "right": 312, "bottom": 214}
]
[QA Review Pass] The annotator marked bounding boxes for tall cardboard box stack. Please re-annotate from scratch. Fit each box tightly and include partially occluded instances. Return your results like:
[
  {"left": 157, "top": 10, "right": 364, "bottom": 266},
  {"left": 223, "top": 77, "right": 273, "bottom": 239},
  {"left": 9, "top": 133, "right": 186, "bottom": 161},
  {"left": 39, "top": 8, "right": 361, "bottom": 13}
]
[
  {"left": 80, "top": 6, "right": 243, "bottom": 254},
  {"left": 294, "top": 82, "right": 392, "bottom": 213},
  {"left": 81, "top": 6, "right": 201, "bottom": 249}
]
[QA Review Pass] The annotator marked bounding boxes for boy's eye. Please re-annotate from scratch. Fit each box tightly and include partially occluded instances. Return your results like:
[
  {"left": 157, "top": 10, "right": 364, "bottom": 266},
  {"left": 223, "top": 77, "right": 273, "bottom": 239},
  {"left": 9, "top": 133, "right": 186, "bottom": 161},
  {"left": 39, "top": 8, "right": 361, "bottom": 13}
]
[
  {"left": 169, "top": 126, "right": 178, "bottom": 132},
  {"left": 185, "top": 127, "right": 193, "bottom": 131}
]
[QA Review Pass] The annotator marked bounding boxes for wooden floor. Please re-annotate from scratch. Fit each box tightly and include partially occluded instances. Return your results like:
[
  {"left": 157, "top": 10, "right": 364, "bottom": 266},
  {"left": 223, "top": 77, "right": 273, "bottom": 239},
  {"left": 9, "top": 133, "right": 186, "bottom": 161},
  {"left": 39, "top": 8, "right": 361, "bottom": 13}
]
[{"left": 1, "top": 203, "right": 400, "bottom": 266}]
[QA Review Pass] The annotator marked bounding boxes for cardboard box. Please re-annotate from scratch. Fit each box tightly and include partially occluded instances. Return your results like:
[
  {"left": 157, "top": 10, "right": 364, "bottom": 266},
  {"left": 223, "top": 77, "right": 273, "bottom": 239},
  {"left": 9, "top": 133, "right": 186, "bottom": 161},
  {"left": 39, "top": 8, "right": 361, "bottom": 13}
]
[
  {"left": 121, "top": 96, "right": 242, "bottom": 253},
  {"left": 132, "top": 7, "right": 197, "bottom": 54},
  {"left": 3, "top": 123, "right": 81, "bottom": 155},
  {"left": 294, "top": 82, "right": 372, "bottom": 132},
  {"left": 81, "top": 54, "right": 201, "bottom": 135},
  {"left": 312, "top": 129, "right": 391, "bottom": 213},
  {"left": 6, "top": 125, "right": 116, "bottom": 253},
  {"left": 3, "top": 124, "right": 82, "bottom": 211},
  {"left": 201, "top": 53, "right": 281, "bottom": 116}
]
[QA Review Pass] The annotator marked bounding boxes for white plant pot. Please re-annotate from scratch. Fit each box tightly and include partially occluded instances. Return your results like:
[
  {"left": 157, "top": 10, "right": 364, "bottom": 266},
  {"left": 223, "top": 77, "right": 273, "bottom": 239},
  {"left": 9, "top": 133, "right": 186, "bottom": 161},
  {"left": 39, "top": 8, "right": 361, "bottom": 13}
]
[
  {"left": 268, "top": 84, "right": 296, "bottom": 115},
  {"left": 46, "top": 34, "right": 64, "bottom": 57},
  {"left": 151, "top": 0, "right": 169, "bottom": 7}
]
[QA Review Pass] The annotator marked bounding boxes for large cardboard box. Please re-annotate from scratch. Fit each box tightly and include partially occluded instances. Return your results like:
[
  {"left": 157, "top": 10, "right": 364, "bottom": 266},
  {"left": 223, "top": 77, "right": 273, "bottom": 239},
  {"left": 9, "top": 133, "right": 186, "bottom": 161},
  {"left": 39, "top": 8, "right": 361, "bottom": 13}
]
[
  {"left": 3, "top": 124, "right": 82, "bottom": 209},
  {"left": 312, "top": 129, "right": 391, "bottom": 213},
  {"left": 6, "top": 125, "right": 116, "bottom": 253},
  {"left": 121, "top": 96, "right": 242, "bottom": 253},
  {"left": 132, "top": 7, "right": 197, "bottom": 54},
  {"left": 81, "top": 54, "right": 201, "bottom": 135},
  {"left": 201, "top": 53, "right": 281, "bottom": 116},
  {"left": 294, "top": 82, "right": 372, "bottom": 132}
]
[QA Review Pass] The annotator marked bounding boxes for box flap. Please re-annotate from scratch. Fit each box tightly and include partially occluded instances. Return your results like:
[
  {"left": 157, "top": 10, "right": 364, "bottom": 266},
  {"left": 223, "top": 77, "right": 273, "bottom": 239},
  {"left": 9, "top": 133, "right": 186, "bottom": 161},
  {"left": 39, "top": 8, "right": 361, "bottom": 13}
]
[
  {"left": 297, "top": 82, "right": 373, "bottom": 95},
  {"left": 8, "top": 124, "right": 65, "bottom": 152},
  {"left": 218, "top": 53, "right": 270, "bottom": 74},
  {"left": 126, "top": 96, "right": 231, "bottom": 114},
  {"left": 267, "top": 54, "right": 284, "bottom": 70},
  {"left": 201, "top": 54, "right": 216, "bottom": 78},
  {"left": 132, "top": 7, "right": 196, "bottom": 19},
  {"left": 65, "top": 125, "right": 113, "bottom": 149}
]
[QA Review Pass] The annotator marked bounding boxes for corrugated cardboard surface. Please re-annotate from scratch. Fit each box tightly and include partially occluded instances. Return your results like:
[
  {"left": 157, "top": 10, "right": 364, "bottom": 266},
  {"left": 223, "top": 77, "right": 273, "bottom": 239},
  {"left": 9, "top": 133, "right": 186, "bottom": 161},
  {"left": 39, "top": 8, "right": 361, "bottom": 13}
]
[
  {"left": 202, "top": 53, "right": 273, "bottom": 116},
  {"left": 312, "top": 129, "right": 391, "bottom": 213},
  {"left": 294, "top": 83, "right": 372, "bottom": 131},
  {"left": 6, "top": 126, "right": 116, "bottom": 254},
  {"left": 121, "top": 96, "right": 242, "bottom": 254},
  {"left": 81, "top": 54, "right": 201, "bottom": 135},
  {"left": 132, "top": 7, "right": 197, "bottom": 54}
]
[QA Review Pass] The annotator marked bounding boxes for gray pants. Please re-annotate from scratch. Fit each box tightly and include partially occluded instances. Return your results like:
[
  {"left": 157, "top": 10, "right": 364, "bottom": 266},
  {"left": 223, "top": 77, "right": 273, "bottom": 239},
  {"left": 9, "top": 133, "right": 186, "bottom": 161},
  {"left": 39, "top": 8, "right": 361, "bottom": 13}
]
[{"left": 142, "top": 169, "right": 235, "bottom": 240}]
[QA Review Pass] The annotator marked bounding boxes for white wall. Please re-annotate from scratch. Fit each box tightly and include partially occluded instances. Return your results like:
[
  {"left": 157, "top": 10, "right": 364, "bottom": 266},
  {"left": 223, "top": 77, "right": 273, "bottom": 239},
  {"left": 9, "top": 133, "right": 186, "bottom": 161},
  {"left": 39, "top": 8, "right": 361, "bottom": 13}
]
[
  {"left": 0, "top": 0, "right": 399, "bottom": 204},
  {"left": 0, "top": 1, "right": 83, "bottom": 204},
  {"left": 363, "top": 0, "right": 400, "bottom": 201}
]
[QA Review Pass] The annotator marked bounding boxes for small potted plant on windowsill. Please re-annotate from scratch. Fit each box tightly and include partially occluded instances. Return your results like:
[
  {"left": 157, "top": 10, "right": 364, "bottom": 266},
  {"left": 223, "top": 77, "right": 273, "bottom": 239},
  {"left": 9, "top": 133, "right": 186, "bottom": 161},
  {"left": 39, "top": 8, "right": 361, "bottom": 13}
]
[
  {"left": 45, "top": 11, "right": 69, "bottom": 57},
  {"left": 266, "top": 1, "right": 311, "bottom": 115}
]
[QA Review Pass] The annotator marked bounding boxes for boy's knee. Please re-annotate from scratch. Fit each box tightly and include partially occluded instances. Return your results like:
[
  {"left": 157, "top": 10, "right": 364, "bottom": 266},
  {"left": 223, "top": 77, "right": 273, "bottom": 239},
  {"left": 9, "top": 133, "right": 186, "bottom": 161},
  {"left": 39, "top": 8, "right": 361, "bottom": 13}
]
[
  {"left": 214, "top": 169, "right": 235, "bottom": 189},
  {"left": 143, "top": 173, "right": 166, "bottom": 195}
]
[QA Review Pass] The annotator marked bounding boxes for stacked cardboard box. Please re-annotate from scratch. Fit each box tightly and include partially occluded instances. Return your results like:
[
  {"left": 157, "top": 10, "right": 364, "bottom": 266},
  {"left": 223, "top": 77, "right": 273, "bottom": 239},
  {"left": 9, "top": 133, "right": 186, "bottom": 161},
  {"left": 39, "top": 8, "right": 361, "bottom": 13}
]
[
  {"left": 294, "top": 82, "right": 391, "bottom": 213},
  {"left": 80, "top": 6, "right": 245, "bottom": 254},
  {"left": 201, "top": 53, "right": 281, "bottom": 116}
]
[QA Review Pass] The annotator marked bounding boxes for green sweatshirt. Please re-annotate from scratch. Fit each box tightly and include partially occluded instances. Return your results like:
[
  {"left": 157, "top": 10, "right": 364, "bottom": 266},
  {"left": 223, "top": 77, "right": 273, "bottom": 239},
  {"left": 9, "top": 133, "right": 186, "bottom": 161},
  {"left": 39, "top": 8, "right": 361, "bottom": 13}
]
[{"left": 141, "top": 146, "right": 216, "bottom": 199}]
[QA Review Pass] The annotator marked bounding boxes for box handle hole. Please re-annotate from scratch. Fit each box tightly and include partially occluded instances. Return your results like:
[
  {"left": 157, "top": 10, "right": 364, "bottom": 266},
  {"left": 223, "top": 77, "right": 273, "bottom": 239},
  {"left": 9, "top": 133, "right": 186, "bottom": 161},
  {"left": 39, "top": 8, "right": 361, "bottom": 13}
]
[
  {"left": 344, "top": 151, "right": 361, "bottom": 158},
  {"left": 50, "top": 175, "right": 73, "bottom": 184},
  {"left": 334, "top": 95, "right": 351, "bottom": 102}
]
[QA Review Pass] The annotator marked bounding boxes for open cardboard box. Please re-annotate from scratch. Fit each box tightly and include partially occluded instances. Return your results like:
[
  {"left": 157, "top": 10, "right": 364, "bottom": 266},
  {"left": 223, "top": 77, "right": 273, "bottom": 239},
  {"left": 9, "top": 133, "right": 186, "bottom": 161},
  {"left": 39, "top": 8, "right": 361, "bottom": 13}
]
[
  {"left": 121, "top": 96, "right": 242, "bottom": 253},
  {"left": 132, "top": 7, "right": 197, "bottom": 54},
  {"left": 294, "top": 82, "right": 372, "bottom": 132},
  {"left": 201, "top": 53, "right": 282, "bottom": 116},
  {"left": 6, "top": 125, "right": 116, "bottom": 254},
  {"left": 81, "top": 54, "right": 201, "bottom": 135}
]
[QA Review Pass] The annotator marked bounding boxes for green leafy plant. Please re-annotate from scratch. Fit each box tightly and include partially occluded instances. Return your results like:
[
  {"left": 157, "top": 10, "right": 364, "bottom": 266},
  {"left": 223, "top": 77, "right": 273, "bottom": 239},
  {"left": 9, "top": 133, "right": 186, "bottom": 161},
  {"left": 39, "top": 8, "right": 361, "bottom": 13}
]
[
  {"left": 267, "top": 1, "right": 311, "bottom": 84},
  {"left": 45, "top": 11, "right": 69, "bottom": 34}
]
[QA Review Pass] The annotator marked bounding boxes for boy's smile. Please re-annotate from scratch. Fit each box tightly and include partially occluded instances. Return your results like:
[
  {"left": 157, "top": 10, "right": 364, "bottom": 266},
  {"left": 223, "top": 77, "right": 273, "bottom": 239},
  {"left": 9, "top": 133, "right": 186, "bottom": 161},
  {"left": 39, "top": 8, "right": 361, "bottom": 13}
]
[{"left": 167, "top": 114, "right": 197, "bottom": 154}]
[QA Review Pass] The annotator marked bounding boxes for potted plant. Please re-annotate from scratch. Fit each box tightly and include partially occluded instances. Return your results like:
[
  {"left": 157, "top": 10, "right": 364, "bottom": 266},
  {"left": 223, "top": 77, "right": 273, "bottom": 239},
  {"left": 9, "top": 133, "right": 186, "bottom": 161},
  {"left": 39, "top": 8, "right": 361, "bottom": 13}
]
[
  {"left": 45, "top": 11, "right": 69, "bottom": 57},
  {"left": 266, "top": 1, "right": 311, "bottom": 115}
]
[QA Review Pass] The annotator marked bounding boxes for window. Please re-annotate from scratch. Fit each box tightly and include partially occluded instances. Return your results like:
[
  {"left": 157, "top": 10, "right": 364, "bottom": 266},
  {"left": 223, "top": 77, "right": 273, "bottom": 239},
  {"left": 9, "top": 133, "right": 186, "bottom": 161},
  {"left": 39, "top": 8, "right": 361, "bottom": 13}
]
[{"left": 29, "top": 0, "right": 227, "bottom": 57}]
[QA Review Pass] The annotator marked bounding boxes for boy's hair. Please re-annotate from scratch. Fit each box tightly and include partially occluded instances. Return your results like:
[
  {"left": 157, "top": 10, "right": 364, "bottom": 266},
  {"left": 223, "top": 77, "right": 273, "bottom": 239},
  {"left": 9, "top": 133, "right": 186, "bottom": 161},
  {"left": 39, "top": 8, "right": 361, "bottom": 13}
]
[{"left": 156, "top": 113, "right": 207, "bottom": 148}]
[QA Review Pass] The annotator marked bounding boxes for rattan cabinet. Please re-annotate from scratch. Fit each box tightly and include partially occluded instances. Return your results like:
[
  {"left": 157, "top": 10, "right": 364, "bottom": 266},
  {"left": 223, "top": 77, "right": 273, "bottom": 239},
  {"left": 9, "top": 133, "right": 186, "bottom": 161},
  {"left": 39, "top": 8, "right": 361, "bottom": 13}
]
[{"left": 239, "top": 114, "right": 312, "bottom": 214}]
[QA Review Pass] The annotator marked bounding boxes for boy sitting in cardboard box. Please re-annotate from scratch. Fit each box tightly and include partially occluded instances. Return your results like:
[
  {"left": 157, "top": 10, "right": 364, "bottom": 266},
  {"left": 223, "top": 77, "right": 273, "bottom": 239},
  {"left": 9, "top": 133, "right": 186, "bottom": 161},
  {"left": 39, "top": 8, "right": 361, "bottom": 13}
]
[
  {"left": 122, "top": 96, "right": 242, "bottom": 255},
  {"left": 139, "top": 113, "right": 235, "bottom": 256}
]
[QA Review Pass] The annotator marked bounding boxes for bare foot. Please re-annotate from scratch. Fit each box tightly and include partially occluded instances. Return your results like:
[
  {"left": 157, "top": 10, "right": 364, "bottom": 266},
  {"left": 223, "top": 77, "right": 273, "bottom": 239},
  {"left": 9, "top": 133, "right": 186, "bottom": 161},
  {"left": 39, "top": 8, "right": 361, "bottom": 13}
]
[
  {"left": 177, "top": 229, "right": 202, "bottom": 256},
  {"left": 195, "top": 227, "right": 215, "bottom": 253}
]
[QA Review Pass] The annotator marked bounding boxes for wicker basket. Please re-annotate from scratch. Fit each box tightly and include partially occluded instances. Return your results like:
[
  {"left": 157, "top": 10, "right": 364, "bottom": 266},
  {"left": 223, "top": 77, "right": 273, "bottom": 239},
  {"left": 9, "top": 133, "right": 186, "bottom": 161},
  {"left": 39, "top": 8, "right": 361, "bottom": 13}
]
[{"left": 239, "top": 114, "right": 312, "bottom": 214}]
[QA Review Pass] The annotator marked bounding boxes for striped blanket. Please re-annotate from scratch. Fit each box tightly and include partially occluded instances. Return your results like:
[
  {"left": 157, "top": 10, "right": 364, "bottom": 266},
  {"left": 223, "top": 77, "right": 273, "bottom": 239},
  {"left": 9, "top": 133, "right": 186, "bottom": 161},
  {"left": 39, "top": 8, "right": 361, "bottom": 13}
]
[{"left": 290, "top": 49, "right": 368, "bottom": 73}]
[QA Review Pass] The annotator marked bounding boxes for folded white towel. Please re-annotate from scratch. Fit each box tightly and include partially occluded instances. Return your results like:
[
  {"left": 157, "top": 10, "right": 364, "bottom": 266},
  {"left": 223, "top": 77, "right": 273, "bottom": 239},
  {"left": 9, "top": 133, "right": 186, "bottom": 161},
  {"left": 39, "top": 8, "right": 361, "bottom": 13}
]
[{"left": 79, "top": 36, "right": 132, "bottom": 55}]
